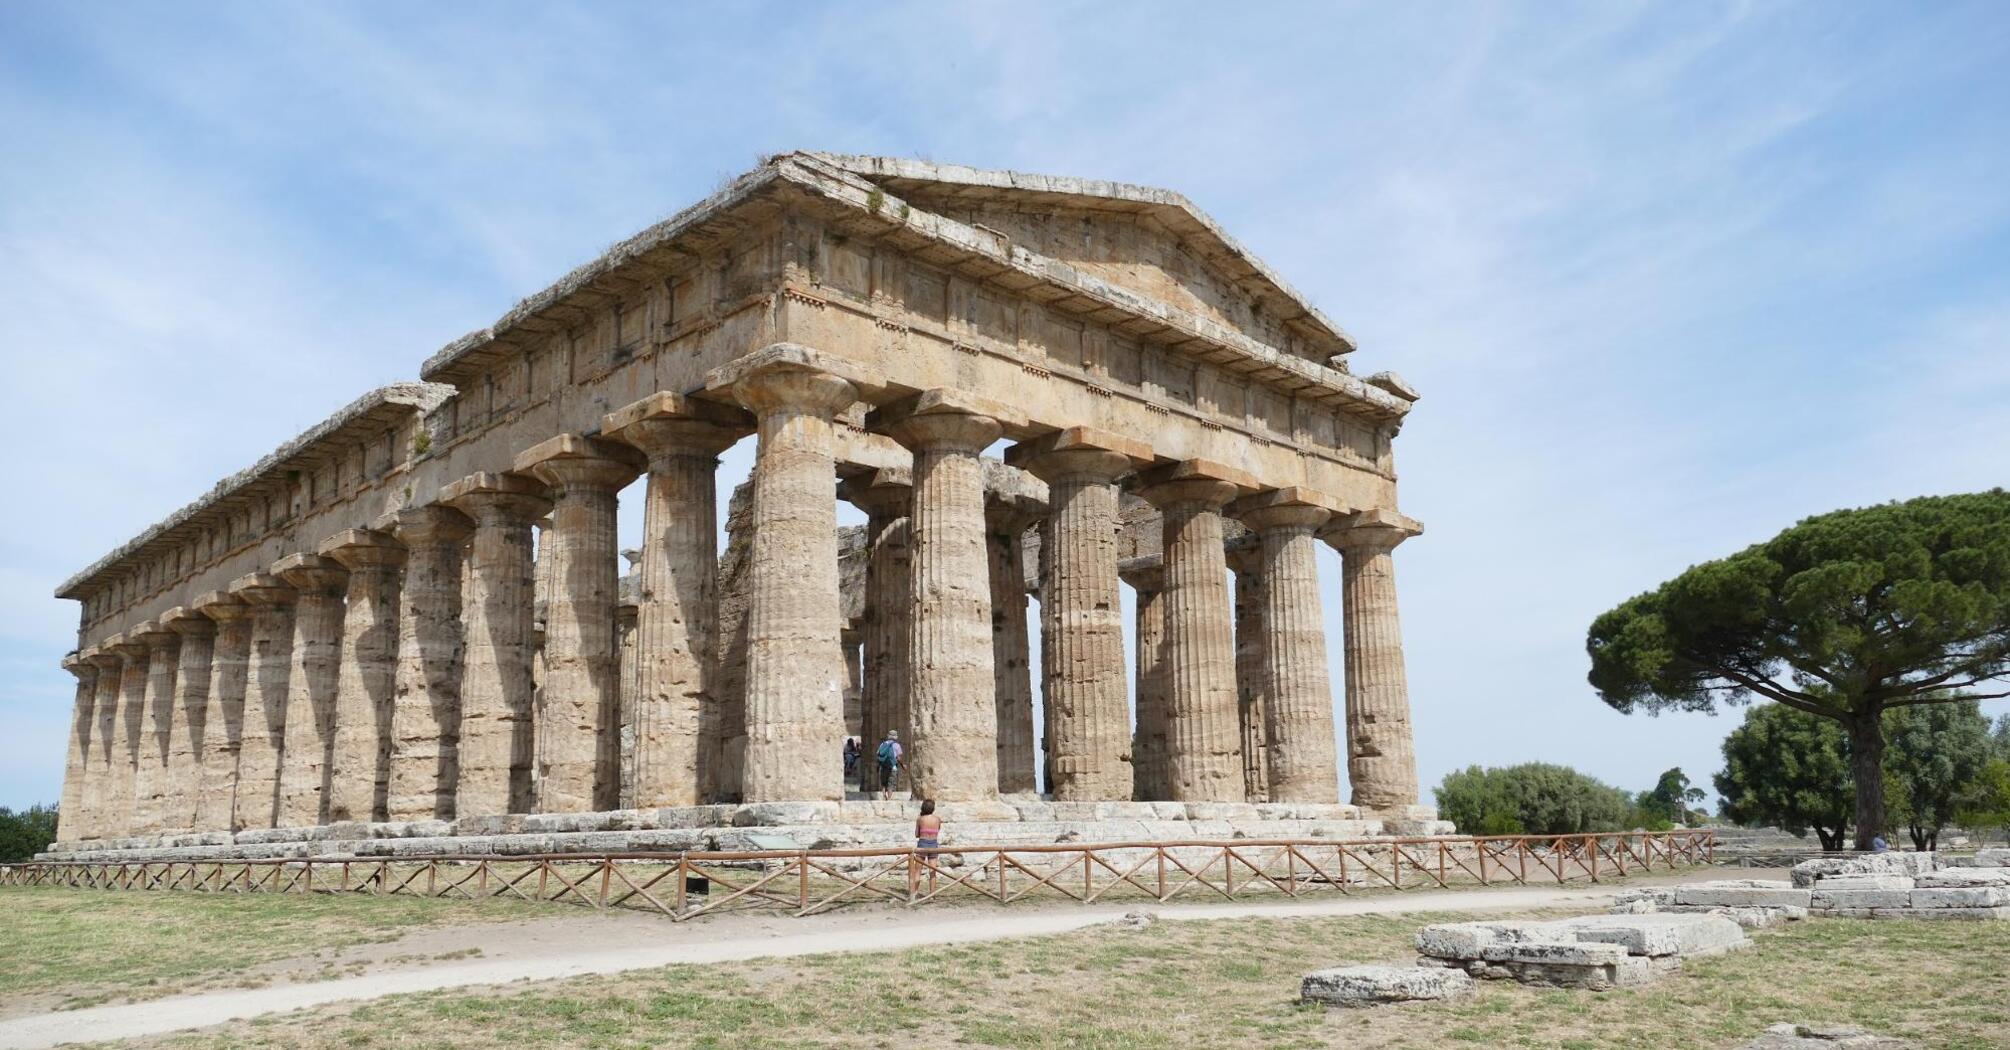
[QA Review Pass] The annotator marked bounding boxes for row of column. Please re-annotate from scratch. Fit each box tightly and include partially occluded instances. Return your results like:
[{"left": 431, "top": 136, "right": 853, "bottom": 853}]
[{"left": 59, "top": 348, "right": 1422, "bottom": 839}]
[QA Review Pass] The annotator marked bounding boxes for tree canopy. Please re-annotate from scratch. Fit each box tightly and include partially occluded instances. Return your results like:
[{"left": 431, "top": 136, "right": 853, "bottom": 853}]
[
  {"left": 1589, "top": 490, "right": 2010, "bottom": 847},
  {"left": 1715, "top": 704, "right": 1855, "bottom": 850},
  {"left": 1434, "top": 763, "right": 1643, "bottom": 836},
  {"left": 1884, "top": 700, "right": 1994, "bottom": 850},
  {"left": 0, "top": 804, "right": 57, "bottom": 863}
]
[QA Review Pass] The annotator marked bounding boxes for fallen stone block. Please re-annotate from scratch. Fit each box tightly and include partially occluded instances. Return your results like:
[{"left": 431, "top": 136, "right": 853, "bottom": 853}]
[
  {"left": 1741, "top": 1022, "right": 1915, "bottom": 1048},
  {"left": 1676, "top": 885, "right": 1812, "bottom": 908},
  {"left": 1300, "top": 965, "right": 1475, "bottom": 1008},
  {"left": 1791, "top": 853, "right": 1937, "bottom": 888},
  {"left": 1914, "top": 868, "right": 2010, "bottom": 888},
  {"left": 1481, "top": 940, "right": 1634, "bottom": 966},
  {"left": 1909, "top": 887, "right": 2009, "bottom": 908},
  {"left": 1811, "top": 889, "right": 1914, "bottom": 910},
  {"left": 1809, "top": 875, "right": 1915, "bottom": 890},
  {"left": 1557, "top": 913, "right": 1747, "bottom": 957}
]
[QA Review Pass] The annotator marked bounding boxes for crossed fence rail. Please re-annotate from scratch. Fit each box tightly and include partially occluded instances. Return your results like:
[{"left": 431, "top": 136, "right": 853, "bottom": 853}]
[{"left": 0, "top": 830, "right": 1712, "bottom": 922}]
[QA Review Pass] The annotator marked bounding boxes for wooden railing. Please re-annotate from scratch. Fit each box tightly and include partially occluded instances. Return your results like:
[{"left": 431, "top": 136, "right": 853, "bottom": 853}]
[{"left": 0, "top": 830, "right": 1714, "bottom": 921}]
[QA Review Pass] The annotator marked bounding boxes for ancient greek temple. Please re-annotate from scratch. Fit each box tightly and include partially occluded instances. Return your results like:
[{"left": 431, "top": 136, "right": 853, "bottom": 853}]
[{"left": 50, "top": 154, "right": 1432, "bottom": 852}]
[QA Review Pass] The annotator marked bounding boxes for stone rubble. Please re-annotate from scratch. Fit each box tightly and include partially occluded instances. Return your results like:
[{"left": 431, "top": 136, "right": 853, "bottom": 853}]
[
  {"left": 1616, "top": 852, "right": 2010, "bottom": 923},
  {"left": 1414, "top": 913, "right": 1748, "bottom": 990},
  {"left": 1300, "top": 964, "right": 1475, "bottom": 1008}
]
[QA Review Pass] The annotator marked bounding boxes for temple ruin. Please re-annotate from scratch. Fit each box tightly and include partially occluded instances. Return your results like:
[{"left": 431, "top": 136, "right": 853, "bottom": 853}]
[{"left": 49, "top": 153, "right": 1437, "bottom": 856}]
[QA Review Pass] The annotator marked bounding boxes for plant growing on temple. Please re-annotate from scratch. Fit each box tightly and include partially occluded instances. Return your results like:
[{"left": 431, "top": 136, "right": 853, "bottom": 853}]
[
  {"left": 1714, "top": 704, "right": 1854, "bottom": 850},
  {"left": 1884, "top": 699, "right": 1994, "bottom": 850},
  {"left": 1588, "top": 490, "right": 2010, "bottom": 849},
  {"left": 0, "top": 803, "right": 58, "bottom": 863}
]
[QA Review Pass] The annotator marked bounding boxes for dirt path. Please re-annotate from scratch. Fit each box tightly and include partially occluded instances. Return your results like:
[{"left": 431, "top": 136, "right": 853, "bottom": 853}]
[{"left": 0, "top": 867, "right": 1761, "bottom": 1049}]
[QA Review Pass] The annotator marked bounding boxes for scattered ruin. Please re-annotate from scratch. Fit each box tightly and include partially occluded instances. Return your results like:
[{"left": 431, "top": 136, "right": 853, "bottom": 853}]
[
  {"left": 1615, "top": 850, "right": 2010, "bottom": 925},
  {"left": 48, "top": 154, "right": 1436, "bottom": 857},
  {"left": 1412, "top": 912, "right": 1749, "bottom": 990}
]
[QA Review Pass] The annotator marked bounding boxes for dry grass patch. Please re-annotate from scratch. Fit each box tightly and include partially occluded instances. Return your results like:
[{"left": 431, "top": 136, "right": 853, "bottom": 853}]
[
  {"left": 0, "top": 886, "right": 522, "bottom": 1012},
  {"left": 133, "top": 908, "right": 2010, "bottom": 1050}
]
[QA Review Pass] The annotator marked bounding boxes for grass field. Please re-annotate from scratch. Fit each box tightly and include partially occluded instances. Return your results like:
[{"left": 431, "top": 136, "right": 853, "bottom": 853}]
[
  {"left": 0, "top": 886, "right": 518, "bottom": 1012},
  {"left": 121, "top": 905, "right": 2010, "bottom": 1049}
]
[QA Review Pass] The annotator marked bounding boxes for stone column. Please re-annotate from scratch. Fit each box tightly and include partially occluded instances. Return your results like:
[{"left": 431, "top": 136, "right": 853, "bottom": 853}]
[
  {"left": 842, "top": 470, "right": 911, "bottom": 796},
  {"left": 1236, "top": 491, "right": 1341, "bottom": 804},
  {"left": 162, "top": 608, "right": 217, "bottom": 832},
  {"left": 877, "top": 392, "right": 1009, "bottom": 802},
  {"left": 986, "top": 499, "right": 1039, "bottom": 795},
  {"left": 229, "top": 573, "right": 298, "bottom": 830},
  {"left": 194, "top": 591, "right": 252, "bottom": 833},
  {"left": 384, "top": 505, "right": 473, "bottom": 821},
  {"left": 1324, "top": 509, "right": 1425, "bottom": 811},
  {"left": 616, "top": 601, "right": 639, "bottom": 808},
  {"left": 275, "top": 554, "right": 347, "bottom": 828},
  {"left": 58, "top": 654, "right": 99, "bottom": 843},
  {"left": 320, "top": 530, "right": 406, "bottom": 823},
  {"left": 102, "top": 635, "right": 149, "bottom": 837},
  {"left": 1227, "top": 547, "right": 1270, "bottom": 803},
  {"left": 602, "top": 393, "right": 750, "bottom": 810},
  {"left": 714, "top": 349, "right": 857, "bottom": 803},
  {"left": 1008, "top": 428, "right": 1149, "bottom": 801},
  {"left": 442, "top": 473, "right": 550, "bottom": 818},
  {"left": 516, "top": 436, "right": 643, "bottom": 813},
  {"left": 1119, "top": 563, "right": 1169, "bottom": 801},
  {"left": 130, "top": 621, "right": 180, "bottom": 835},
  {"left": 1136, "top": 460, "right": 1251, "bottom": 802},
  {"left": 84, "top": 649, "right": 125, "bottom": 838}
]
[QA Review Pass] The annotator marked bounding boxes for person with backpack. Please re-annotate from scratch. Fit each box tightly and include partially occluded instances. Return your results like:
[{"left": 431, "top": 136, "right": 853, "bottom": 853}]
[{"left": 875, "top": 730, "right": 903, "bottom": 800}]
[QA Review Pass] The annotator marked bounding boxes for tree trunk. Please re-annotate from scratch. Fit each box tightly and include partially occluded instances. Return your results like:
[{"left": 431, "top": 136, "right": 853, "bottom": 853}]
[
  {"left": 1814, "top": 828, "right": 1838, "bottom": 851},
  {"left": 1909, "top": 826, "right": 1928, "bottom": 852},
  {"left": 1846, "top": 711, "right": 1887, "bottom": 851}
]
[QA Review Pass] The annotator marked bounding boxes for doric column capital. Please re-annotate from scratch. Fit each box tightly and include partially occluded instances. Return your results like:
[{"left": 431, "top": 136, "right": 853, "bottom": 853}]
[
  {"left": 381, "top": 503, "right": 474, "bottom": 545},
  {"left": 838, "top": 467, "right": 913, "bottom": 519},
  {"left": 1320, "top": 508, "right": 1424, "bottom": 553},
  {"left": 228, "top": 572, "right": 299, "bottom": 607},
  {"left": 318, "top": 528, "right": 408, "bottom": 572},
  {"left": 601, "top": 392, "right": 752, "bottom": 463},
  {"left": 1006, "top": 426, "right": 1151, "bottom": 485},
  {"left": 1224, "top": 540, "right": 1263, "bottom": 574},
  {"left": 162, "top": 606, "right": 217, "bottom": 638},
  {"left": 85, "top": 646, "right": 127, "bottom": 672},
  {"left": 133, "top": 619, "right": 178, "bottom": 653},
  {"left": 193, "top": 589, "right": 252, "bottom": 623},
  {"left": 871, "top": 389, "right": 1021, "bottom": 454},
  {"left": 63, "top": 651, "right": 96, "bottom": 681},
  {"left": 985, "top": 490, "right": 1045, "bottom": 536},
  {"left": 704, "top": 342, "right": 879, "bottom": 416},
  {"left": 1230, "top": 487, "right": 1343, "bottom": 534},
  {"left": 1132, "top": 459, "right": 1256, "bottom": 513},
  {"left": 273, "top": 553, "right": 349, "bottom": 596},
  {"left": 441, "top": 471, "right": 553, "bottom": 525},
  {"left": 514, "top": 433, "right": 646, "bottom": 494}
]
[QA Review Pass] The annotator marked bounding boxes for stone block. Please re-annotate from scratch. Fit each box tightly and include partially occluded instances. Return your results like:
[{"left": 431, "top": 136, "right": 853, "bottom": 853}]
[
  {"left": 1811, "top": 890, "right": 1914, "bottom": 910},
  {"left": 1810, "top": 875, "right": 1915, "bottom": 890},
  {"left": 1300, "top": 965, "right": 1475, "bottom": 1007},
  {"left": 1790, "top": 853, "right": 1937, "bottom": 888},
  {"left": 1556, "top": 914, "right": 1748, "bottom": 957},
  {"left": 731, "top": 802, "right": 841, "bottom": 826},
  {"left": 1908, "top": 887, "right": 2010, "bottom": 908},
  {"left": 1675, "top": 885, "right": 1811, "bottom": 908},
  {"left": 1482, "top": 940, "right": 1633, "bottom": 966},
  {"left": 1975, "top": 848, "right": 2010, "bottom": 867},
  {"left": 1913, "top": 868, "right": 2010, "bottom": 888}
]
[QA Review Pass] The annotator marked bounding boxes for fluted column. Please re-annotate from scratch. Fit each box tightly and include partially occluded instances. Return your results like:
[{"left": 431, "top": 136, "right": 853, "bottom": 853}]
[
  {"left": 320, "top": 530, "right": 405, "bottom": 822},
  {"left": 275, "top": 554, "right": 347, "bottom": 828},
  {"left": 616, "top": 602, "right": 639, "bottom": 807},
  {"left": 230, "top": 574, "right": 298, "bottom": 830},
  {"left": 1008, "top": 428, "right": 1148, "bottom": 801},
  {"left": 878, "top": 393, "right": 1006, "bottom": 802},
  {"left": 1325, "top": 510, "right": 1425, "bottom": 811},
  {"left": 1119, "top": 563, "right": 1168, "bottom": 801},
  {"left": 603, "top": 393, "right": 750, "bottom": 809},
  {"left": 517, "top": 436, "right": 643, "bottom": 813},
  {"left": 384, "top": 505, "right": 473, "bottom": 821},
  {"left": 84, "top": 650, "right": 124, "bottom": 838},
  {"left": 843, "top": 470, "right": 912, "bottom": 796},
  {"left": 58, "top": 654, "right": 99, "bottom": 843},
  {"left": 443, "top": 473, "right": 551, "bottom": 817},
  {"left": 103, "top": 634, "right": 149, "bottom": 836},
  {"left": 987, "top": 501, "right": 1039, "bottom": 795},
  {"left": 1137, "top": 461, "right": 1249, "bottom": 802},
  {"left": 1237, "top": 493, "right": 1340, "bottom": 804},
  {"left": 717, "top": 352, "right": 856, "bottom": 803},
  {"left": 194, "top": 592, "right": 252, "bottom": 833},
  {"left": 1227, "top": 547, "right": 1270, "bottom": 802},
  {"left": 130, "top": 621, "right": 180, "bottom": 835},
  {"left": 162, "top": 609, "right": 217, "bottom": 832}
]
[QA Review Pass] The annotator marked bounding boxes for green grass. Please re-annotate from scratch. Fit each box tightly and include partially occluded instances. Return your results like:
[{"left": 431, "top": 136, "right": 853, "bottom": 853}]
[
  {"left": 0, "top": 886, "right": 519, "bottom": 1010},
  {"left": 135, "top": 908, "right": 2010, "bottom": 1050}
]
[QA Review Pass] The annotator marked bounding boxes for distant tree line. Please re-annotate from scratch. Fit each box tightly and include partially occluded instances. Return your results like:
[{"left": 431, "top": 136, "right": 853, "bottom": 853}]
[
  {"left": 0, "top": 804, "right": 58, "bottom": 863},
  {"left": 1717, "top": 704, "right": 2010, "bottom": 850},
  {"left": 1432, "top": 763, "right": 1702, "bottom": 836}
]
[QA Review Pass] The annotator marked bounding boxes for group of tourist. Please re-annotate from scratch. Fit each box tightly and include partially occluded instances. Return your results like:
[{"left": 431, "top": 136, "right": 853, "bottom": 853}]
[{"left": 841, "top": 731, "right": 941, "bottom": 850}]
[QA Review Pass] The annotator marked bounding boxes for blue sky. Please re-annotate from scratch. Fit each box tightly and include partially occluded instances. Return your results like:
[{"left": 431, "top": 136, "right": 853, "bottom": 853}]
[{"left": 2, "top": 3, "right": 2006, "bottom": 812}]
